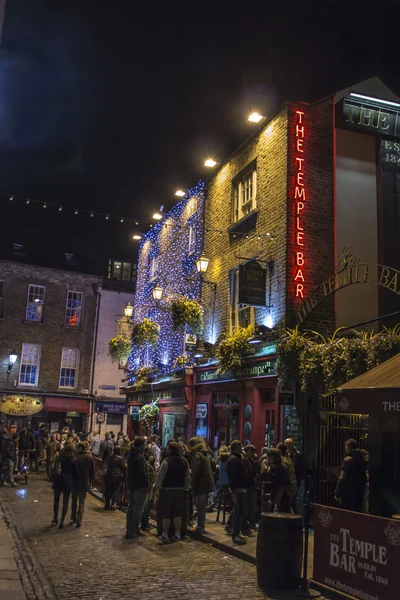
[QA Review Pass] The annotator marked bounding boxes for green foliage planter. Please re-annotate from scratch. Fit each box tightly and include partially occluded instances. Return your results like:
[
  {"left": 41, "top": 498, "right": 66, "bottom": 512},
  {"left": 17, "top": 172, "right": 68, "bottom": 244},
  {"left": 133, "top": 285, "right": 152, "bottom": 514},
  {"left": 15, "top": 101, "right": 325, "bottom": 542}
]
[
  {"left": 133, "top": 366, "right": 152, "bottom": 390},
  {"left": 132, "top": 318, "right": 160, "bottom": 347},
  {"left": 277, "top": 326, "right": 400, "bottom": 397},
  {"left": 216, "top": 325, "right": 253, "bottom": 375},
  {"left": 108, "top": 335, "right": 131, "bottom": 364},
  {"left": 170, "top": 296, "right": 203, "bottom": 335}
]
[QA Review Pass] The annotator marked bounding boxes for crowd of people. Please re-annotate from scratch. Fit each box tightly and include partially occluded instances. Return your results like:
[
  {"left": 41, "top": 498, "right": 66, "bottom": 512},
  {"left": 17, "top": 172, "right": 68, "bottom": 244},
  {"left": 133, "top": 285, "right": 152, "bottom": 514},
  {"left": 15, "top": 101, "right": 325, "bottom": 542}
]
[{"left": 0, "top": 425, "right": 368, "bottom": 546}]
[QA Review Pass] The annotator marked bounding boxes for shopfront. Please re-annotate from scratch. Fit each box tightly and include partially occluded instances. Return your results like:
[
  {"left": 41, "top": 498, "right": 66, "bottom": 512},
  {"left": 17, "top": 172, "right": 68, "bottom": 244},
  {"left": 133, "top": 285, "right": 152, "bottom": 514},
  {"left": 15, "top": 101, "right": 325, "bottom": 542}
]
[
  {"left": 94, "top": 400, "right": 127, "bottom": 437},
  {"left": 0, "top": 394, "right": 91, "bottom": 432},
  {"left": 193, "top": 353, "right": 279, "bottom": 452},
  {"left": 126, "top": 376, "right": 191, "bottom": 444}
]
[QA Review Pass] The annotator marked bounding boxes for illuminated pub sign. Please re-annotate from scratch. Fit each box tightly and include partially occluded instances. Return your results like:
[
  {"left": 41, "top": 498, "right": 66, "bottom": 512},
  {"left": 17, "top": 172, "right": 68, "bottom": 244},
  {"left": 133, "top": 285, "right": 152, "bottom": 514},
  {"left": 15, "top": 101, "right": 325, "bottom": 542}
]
[
  {"left": 0, "top": 395, "right": 43, "bottom": 416},
  {"left": 293, "top": 108, "right": 307, "bottom": 299},
  {"left": 338, "top": 94, "right": 400, "bottom": 138},
  {"left": 197, "top": 358, "right": 276, "bottom": 383}
]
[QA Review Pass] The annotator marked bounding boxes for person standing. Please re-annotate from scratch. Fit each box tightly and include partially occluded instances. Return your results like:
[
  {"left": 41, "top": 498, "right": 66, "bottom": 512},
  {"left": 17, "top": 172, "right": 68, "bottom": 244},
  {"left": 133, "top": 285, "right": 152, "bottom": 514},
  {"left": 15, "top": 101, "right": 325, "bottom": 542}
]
[
  {"left": 243, "top": 444, "right": 260, "bottom": 531},
  {"left": 335, "top": 439, "right": 367, "bottom": 512},
  {"left": 285, "top": 438, "right": 307, "bottom": 489},
  {"left": 260, "top": 448, "right": 290, "bottom": 513},
  {"left": 125, "top": 437, "right": 149, "bottom": 539},
  {"left": 102, "top": 432, "right": 114, "bottom": 465},
  {"left": 90, "top": 432, "right": 101, "bottom": 457},
  {"left": 277, "top": 442, "right": 297, "bottom": 513},
  {"left": 104, "top": 446, "right": 125, "bottom": 510},
  {"left": 188, "top": 437, "right": 215, "bottom": 534},
  {"left": 71, "top": 442, "right": 94, "bottom": 527},
  {"left": 52, "top": 444, "right": 78, "bottom": 528},
  {"left": 154, "top": 441, "right": 189, "bottom": 543},
  {"left": 150, "top": 434, "right": 161, "bottom": 471},
  {"left": 141, "top": 449, "right": 157, "bottom": 531},
  {"left": 227, "top": 440, "right": 248, "bottom": 545},
  {"left": 3, "top": 431, "right": 18, "bottom": 487}
]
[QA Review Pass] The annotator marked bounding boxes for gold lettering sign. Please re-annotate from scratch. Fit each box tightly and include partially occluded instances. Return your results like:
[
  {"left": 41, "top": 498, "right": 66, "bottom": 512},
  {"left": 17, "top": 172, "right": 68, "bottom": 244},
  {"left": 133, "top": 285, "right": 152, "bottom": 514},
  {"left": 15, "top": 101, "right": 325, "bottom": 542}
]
[{"left": 0, "top": 395, "right": 43, "bottom": 416}]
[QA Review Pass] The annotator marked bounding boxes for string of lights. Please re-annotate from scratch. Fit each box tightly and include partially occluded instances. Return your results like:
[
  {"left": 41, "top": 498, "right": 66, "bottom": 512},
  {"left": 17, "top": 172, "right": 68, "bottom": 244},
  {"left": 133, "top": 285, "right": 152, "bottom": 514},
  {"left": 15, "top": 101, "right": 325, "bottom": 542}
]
[{"left": 128, "top": 181, "right": 205, "bottom": 379}]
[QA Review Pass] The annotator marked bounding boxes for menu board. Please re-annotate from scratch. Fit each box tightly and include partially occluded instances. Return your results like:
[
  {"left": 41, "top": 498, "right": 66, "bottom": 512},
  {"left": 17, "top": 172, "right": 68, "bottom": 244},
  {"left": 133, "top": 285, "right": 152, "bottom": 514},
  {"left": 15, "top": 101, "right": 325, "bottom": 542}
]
[{"left": 283, "top": 406, "right": 303, "bottom": 451}]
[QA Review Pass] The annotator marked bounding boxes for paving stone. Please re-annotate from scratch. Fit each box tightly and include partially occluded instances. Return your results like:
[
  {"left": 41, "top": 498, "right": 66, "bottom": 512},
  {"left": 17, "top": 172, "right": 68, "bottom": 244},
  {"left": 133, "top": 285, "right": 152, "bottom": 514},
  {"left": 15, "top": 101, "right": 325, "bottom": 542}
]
[
  {"left": 0, "top": 546, "right": 14, "bottom": 558},
  {"left": 0, "top": 559, "right": 17, "bottom": 571},
  {"left": 0, "top": 578, "right": 24, "bottom": 590},
  {"left": 0, "top": 570, "right": 20, "bottom": 579}
]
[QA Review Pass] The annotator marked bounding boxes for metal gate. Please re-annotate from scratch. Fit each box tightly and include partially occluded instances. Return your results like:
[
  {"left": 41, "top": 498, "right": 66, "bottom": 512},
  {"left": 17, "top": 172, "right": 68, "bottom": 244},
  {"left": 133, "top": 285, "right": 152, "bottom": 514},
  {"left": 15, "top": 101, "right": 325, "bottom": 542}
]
[{"left": 316, "top": 395, "right": 368, "bottom": 506}]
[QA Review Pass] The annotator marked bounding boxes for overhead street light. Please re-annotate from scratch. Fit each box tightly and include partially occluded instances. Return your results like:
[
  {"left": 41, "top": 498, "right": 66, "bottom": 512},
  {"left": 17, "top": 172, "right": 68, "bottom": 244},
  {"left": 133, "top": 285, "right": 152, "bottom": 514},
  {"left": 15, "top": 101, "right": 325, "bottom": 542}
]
[
  {"left": 248, "top": 112, "right": 265, "bottom": 123},
  {"left": 175, "top": 190, "right": 185, "bottom": 197},
  {"left": 132, "top": 234, "right": 142, "bottom": 240},
  {"left": 204, "top": 158, "right": 217, "bottom": 168},
  {"left": 8, "top": 350, "right": 18, "bottom": 373},
  {"left": 152, "top": 213, "right": 163, "bottom": 220}
]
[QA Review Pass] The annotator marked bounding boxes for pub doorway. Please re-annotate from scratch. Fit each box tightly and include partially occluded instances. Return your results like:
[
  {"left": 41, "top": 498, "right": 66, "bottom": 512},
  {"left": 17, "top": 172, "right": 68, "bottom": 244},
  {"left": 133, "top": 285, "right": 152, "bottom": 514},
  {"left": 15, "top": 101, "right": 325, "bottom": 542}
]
[{"left": 213, "top": 392, "right": 240, "bottom": 447}]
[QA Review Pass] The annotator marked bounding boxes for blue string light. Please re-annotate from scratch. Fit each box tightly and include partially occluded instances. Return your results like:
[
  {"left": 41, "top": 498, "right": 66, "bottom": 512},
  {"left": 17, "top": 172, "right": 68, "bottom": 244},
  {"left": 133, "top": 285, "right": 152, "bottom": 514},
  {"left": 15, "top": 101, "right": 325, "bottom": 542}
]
[{"left": 129, "top": 181, "right": 205, "bottom": 380}]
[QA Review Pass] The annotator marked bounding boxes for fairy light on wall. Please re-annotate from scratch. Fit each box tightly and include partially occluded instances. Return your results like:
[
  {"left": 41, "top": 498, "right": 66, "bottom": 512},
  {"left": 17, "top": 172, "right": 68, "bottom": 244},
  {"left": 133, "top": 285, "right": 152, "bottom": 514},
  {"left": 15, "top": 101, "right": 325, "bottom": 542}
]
[{"left": 129, "top": 181, "right": 205, "bottom": 378}]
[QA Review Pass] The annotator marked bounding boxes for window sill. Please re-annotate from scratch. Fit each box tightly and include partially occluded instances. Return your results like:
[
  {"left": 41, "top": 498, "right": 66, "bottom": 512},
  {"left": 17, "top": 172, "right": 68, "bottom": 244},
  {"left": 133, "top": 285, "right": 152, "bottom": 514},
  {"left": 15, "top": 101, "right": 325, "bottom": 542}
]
[
  {"left": 229, "top": 209, "right": 258, "bottom": 236},
  {"left": 63, "top": 325, "right": 81, "bottom": 330},
  {"left": 23, "top": 320, "right": 45, "bottom": 325}
]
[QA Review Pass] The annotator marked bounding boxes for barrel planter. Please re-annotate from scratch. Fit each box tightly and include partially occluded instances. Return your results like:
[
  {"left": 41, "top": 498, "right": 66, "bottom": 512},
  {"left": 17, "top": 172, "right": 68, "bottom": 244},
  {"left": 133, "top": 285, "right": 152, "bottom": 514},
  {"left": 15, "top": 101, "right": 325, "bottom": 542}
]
[{"left": 256, "top": 512, "right": 303, "bottom": 590}]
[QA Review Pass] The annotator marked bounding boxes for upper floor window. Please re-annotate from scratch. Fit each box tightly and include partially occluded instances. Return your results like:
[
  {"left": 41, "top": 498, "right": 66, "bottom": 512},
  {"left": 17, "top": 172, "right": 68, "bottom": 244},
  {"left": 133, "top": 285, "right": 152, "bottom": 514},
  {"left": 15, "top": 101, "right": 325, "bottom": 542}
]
[
  {"left": 233, "top": 167, "right": 257, "bottom": 223},
  {"left": 65, "top": 291, "right": 83, "bottom": 327},
  {"left": 26, "top": 284, "right": 45, "bottom": 322},
  {"left": 19, "top": 343, "right": 40, "bottom": 386},
  {"left": 188, "top": 225, "right": 196, "bottom": 254},
  {"left": 229, "top": 269, "right": 255, "bottom": 332},
  {"left": 0, "top": 280, "right": 4, "bottom": 318},
  {"left": 107, "top": 260, "right": 134, "bottom": 282},
  {"left": 59, "top": 347, "right": 79, "bottom": 389}
]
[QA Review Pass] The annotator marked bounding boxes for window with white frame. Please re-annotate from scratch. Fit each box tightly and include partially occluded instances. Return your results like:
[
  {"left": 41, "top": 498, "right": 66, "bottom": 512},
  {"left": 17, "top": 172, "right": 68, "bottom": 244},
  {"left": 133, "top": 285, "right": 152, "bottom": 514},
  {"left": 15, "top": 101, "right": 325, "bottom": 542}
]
[
  {"left": 0, "top": 280, "right": 4, "bottom": 318},
  {"left": 188, "top": 225, "right": 196, "bottom": 254},
  {"left": 233, "top": 166, "right": 257, "bottom": 223},
  {"left": 59, "top": 348, "right": 79, "bottom": 388},
  {"left": 65, "top": 291, "right": 83, "bottom": 327},
  {"left": 229, "top": 270, "right": 255, "bottom": 332},
  {"left": 149, "top": 256, "right": 157, "bottom": 279},
  {"left": 19, "top": 343, "right": 41, "bottom": 386},
  {"left": 26, "top": 284, "right": 45, "bottom": 322}
]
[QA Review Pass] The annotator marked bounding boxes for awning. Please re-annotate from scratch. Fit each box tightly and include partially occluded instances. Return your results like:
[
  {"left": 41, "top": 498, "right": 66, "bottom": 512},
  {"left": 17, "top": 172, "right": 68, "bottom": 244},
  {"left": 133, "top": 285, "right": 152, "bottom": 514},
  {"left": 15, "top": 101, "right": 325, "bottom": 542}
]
[
  {"left": 45, "top": 397, "right": 90, "bottom": 414},
  {"left": 336, "top": 353, "right": 400, "bottom": 414}
]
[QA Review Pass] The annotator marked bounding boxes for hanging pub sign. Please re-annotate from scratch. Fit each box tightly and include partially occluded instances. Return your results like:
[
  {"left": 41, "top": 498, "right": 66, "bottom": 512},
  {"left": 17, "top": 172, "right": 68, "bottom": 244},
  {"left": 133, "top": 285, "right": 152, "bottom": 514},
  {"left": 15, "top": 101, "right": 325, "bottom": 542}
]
[
  {"left": 0, "top": 395, "right": 43, "bottom": 416},
  {"left": 185, "top": 333, "right": 197, "bottom": 351},
  {"left": 238, "top": 260, "right": 266, "bottom": 306}
]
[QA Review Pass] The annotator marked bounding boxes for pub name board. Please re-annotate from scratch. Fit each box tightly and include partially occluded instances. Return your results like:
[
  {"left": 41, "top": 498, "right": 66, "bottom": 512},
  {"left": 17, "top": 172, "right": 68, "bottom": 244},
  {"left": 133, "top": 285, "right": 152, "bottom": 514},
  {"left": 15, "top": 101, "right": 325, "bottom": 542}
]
[
  {"left": 338, "top": 96, "right": 400, "bottom": 138},
  {"left": 238, "top": 260, "right": 266, "bottom": 306},
  {"left": 197, "top": 359, "right": 276, "bottom": 383}
]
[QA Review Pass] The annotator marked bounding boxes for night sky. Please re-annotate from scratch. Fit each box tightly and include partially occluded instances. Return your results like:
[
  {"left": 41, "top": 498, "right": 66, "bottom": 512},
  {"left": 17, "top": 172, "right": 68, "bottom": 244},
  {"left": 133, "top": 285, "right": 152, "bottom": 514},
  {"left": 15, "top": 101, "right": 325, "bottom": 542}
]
[{"left": 0, "top": 1, "right": 399, "bottom": 254}]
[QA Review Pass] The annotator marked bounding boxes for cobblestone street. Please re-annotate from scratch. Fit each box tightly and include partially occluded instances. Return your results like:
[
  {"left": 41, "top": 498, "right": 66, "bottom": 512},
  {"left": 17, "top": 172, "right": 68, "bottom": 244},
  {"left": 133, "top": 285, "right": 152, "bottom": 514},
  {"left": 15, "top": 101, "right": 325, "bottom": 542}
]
[{"left": 0, "top": 475, "right": 324, "bottom": 600}]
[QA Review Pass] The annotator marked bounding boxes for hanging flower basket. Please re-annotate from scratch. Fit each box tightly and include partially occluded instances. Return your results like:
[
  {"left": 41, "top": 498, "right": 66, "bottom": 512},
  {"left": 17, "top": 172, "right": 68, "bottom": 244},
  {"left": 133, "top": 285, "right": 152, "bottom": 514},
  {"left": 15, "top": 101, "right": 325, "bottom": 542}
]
[
  {"left": 132, "top": 318, "right": 160, "bottom": 347},
  {"left": 133, "top": 366, "right": 152, "bottom": 390},
  {"left": 216, "top": 325, "right": 253, "bottom": 374},
  {"left": 140, "top": 402, "right": 159, "bottom": 433},
  {"left": 108, "top": 335, "right": 131, "bottom": 364},
  {"left": 170, "top": 296, "right": 203, "bottom": 335}
]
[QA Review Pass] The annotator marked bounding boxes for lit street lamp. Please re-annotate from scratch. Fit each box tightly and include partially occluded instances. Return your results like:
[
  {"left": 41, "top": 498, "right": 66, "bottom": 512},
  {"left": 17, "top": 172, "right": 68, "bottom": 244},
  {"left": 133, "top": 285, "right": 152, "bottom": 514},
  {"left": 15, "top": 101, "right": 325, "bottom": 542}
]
[
  {"left": 196, "top": 255, "right": 210, "bottom": 274},
  {"left": 8, "top": 350, "right": 17, "bottom": 373},
  {"left": 248, "top": 112, "right": 265, "bottom": 123},
  {"left": 204, "top": 158, "right": 217, "bottom": 168},
  {"left": 152, "top": 286, "right": 164, "bottom": 301},
  {"left": 175, "top": 190, "right": 185, "bottom": 197},
  {"left": 124, "top": 302, "right": 134, "bottom": 319}
]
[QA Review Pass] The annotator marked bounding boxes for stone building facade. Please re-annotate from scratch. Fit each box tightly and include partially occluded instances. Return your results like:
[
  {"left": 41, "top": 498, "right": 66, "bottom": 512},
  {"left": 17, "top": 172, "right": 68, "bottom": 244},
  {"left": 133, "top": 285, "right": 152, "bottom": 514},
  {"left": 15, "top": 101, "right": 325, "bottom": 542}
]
[{"left": 0, "top": 260, "right": 102, "bottom": 431}]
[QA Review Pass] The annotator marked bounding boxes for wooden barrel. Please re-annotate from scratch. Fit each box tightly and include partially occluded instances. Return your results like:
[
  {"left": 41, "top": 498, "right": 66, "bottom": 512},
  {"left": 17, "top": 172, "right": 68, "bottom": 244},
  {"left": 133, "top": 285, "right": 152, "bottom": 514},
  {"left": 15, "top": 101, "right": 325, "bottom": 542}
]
[{"left": 256, "top": 512, "right": 303, "bottom": 590}]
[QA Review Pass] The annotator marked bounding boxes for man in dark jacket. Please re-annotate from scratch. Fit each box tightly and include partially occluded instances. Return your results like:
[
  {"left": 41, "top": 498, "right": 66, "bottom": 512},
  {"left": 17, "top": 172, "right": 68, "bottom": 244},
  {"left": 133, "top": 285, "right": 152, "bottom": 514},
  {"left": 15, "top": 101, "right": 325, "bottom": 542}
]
[
  {"left": 188, "top": 437, "right": 215, "bottom": 533},
  {"left": 2, "top": 430, "right": 18, "bottom": 487},
  {"left": 335, "top": 439, "right": 367, "bottom": 512},
  {"left": 71, "top": 442, "right": 94, "bottom": 527},
  {"left": 126, "top": 437, "right": 149, "bottom": 539},
  {"left": 243, "top": 445, "right": 260, "bottom": 531},
  {"left": 227, "top": 440, "right": 248, "bottom": 545}
]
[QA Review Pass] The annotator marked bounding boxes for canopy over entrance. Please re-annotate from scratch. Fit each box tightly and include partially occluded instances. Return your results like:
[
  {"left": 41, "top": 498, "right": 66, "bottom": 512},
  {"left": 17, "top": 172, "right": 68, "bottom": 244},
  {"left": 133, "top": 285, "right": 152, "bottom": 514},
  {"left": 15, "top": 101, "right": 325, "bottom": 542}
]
[{"left": 336, "top": 353, "right": 400, "bottom": 414}]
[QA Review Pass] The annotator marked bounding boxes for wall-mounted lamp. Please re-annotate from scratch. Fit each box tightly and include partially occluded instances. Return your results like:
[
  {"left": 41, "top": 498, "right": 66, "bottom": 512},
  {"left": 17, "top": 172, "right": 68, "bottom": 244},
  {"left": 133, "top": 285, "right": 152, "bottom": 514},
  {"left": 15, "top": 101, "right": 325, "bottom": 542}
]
[
  {"left": 8, "top": 350, "right": 17, "bottom": 373},
  {"left": 152, "top": 286, "right": 164, "bottom": 301}
]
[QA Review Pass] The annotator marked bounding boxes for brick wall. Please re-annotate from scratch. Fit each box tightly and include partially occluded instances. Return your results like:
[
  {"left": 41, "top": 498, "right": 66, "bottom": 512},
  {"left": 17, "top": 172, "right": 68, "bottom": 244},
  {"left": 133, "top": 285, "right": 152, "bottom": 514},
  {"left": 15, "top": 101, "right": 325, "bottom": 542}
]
[
  {"left": 203, "top": 106, "right": 290, "bottom": 342},
  {"left": 0, "top": 260, "right": 102, "bottom": 393}
]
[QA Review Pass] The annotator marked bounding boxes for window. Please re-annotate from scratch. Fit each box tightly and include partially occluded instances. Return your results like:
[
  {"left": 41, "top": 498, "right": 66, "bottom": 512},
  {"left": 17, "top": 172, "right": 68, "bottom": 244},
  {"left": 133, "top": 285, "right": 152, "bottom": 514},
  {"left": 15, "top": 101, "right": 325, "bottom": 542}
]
[
  {"left": 188, "top": 225, "right": 196, "bottom": 254},
  {"left": 59, "top": 348, "right": 79, "bottom": 388},
  {"left": 107, "top": 259, "right": 133, "bottom": 282},
  {"left": 19, "top": 343, "right": 40, "bottom": 386},
  {"left": 26, "top": 284, "right": 45, "bottom": 322},
  {"left": 0, "top": 280, "right": 4, "bottom": 318},
  {"left": 233, "top": 167, "right": 257, "bottom": 223},
  {"left": 149, "top": 256, "right": 157, "bottom": 279},
  {"left": 229, "top": 270, "right": 255, "bottom": 332},
  {"left": 65, "top": 291, "right": 83, "bottom": 327}
]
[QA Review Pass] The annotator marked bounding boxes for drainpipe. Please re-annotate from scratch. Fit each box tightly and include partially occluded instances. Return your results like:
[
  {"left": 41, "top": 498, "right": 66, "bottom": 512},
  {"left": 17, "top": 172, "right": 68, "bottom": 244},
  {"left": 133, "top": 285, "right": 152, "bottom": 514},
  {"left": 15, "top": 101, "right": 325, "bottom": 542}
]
[{"left": 89, "top": 285, "right": 102, "bottom": 434}]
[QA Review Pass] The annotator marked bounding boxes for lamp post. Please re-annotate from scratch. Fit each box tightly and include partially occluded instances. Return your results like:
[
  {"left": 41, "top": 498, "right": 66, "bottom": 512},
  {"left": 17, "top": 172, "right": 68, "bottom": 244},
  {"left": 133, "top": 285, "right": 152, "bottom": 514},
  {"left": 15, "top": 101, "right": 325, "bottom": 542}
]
[
  {"left": 195, "top": 255, "right": 217, "bottom": 344},
  {"left": 152, "top": 286, "right": 164, "bottom": 301},
  {"left": 124, "top": 302, "right": 134, "bottom": 321}
]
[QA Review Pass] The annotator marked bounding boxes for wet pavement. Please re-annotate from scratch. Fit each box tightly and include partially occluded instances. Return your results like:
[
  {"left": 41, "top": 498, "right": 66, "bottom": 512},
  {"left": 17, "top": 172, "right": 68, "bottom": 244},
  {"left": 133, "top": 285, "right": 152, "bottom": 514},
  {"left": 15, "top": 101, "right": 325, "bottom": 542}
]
[{"left": 0, "top": 475, "right": 329, "bottom": 600}]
